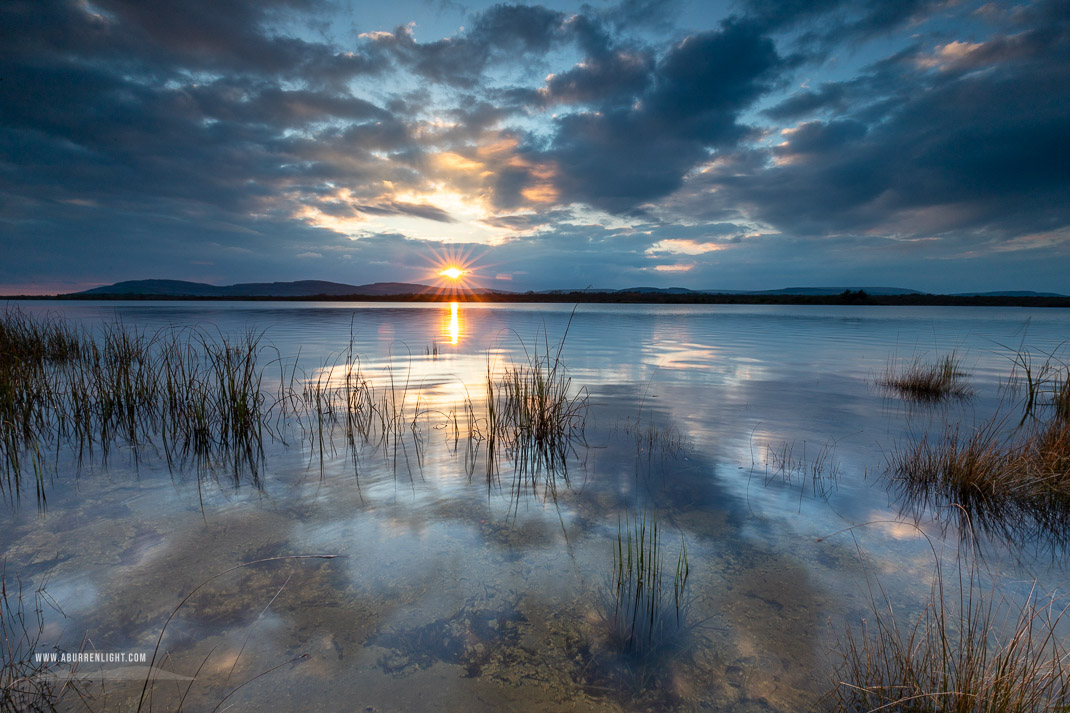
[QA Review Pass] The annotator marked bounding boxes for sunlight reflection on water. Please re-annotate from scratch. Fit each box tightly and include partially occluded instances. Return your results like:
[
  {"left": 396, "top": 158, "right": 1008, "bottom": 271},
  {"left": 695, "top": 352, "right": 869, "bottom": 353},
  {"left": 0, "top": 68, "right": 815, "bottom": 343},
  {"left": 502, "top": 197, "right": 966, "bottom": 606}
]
[{"left": 4, "top": 301, "right": 1070, "bottom": 712}]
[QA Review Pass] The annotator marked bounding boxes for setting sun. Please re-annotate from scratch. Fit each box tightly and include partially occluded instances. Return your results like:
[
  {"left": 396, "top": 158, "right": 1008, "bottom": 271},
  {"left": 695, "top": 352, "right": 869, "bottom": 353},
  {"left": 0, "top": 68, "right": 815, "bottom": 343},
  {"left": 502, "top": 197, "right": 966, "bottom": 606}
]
[{"left": 439, "top": 267, "right": 465, "bottom": 280}]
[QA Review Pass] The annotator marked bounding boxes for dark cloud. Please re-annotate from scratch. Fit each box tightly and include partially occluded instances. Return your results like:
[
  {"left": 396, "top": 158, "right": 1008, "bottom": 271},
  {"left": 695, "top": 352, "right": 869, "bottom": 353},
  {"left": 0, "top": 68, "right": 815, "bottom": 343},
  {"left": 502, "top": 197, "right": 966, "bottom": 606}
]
[
  {"left": 763, "top": 83, "right": 847, "bottom": 120},
  {"left": 599, "top": 0, "right": 684, "bottom": 34},
  {"left": 478, "top": 208, "right": 575, "bottom": 231},
  {"left": 0, "top": 0, "right": 429, "bottom": 237},
  {"left": 739, "top": 0, "right": 946, "bottom": 39},
  {"left": 189, "top": 84, "right": 391, "bottom": 127},
  {"left": 544, "top": 19, "right": 781, "bottom": 213},
  {"left": 0, "top": 0, "right": 384, "bottom": 85},
  {"left": 772, "top": 119, "right": 867, "bottom": 156},
  {"left": 1, "top": 0, "right": 1068, "bottom": 294},
  {"left": 538, "top": 50, "right": 654, "bottom": 108},
  {"left": 366, "top": 3, "right": 570, "bottom": 87},
  {"left": 353, "top": 200, "right": 457, "bottom": 223},
  {"left": 703, "top": 16, "right": 1070, "bottom": 242}
]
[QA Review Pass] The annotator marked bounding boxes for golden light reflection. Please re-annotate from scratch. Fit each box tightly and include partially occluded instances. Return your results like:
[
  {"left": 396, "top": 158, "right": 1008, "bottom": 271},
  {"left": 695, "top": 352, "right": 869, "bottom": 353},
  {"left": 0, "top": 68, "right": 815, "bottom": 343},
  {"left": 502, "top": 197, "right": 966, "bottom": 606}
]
[{"left": 445, "top": 301, "right": 461, "bottom": 345}]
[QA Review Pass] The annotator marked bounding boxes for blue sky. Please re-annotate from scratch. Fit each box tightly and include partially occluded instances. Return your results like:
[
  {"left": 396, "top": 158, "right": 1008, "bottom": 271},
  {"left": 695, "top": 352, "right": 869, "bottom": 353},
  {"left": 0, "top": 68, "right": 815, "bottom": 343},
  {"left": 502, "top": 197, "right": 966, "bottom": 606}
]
[{"left": 2, "top": 0, "right": 1068, "bottom": 293}]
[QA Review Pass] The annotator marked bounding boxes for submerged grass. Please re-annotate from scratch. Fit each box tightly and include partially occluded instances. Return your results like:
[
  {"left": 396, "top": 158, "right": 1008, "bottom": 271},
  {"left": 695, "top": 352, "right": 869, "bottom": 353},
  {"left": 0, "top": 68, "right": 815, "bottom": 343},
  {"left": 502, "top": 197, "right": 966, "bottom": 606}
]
[
  {"left": 615, "top": 414, "right": 691, "bottom": 460},
  {"left": 1, "top": 568, "right": 85, "bottom": 712},
  {"left": 0, "top": 309, "right": 275, "bottom": 496},
  {"left": 890, "top": 352, "right": 1070, "bottom": 546},
  {"left": 879, "top": 351, "right": 972, "bottom": 402},
  {"left": 606, "top": 509, "right": 690, "bottom": 658},
  {"left": 825, "top": 538, "right": 1070, "bottom": 712},
  {"left": 762, "top": 438, "right": 841, "bottom": 499},
  {"left": 480, "top": 315, "right": 588, "bottom": 488},
  {"left": 0, "top": 307, "right": 591, "bottom": 503}
]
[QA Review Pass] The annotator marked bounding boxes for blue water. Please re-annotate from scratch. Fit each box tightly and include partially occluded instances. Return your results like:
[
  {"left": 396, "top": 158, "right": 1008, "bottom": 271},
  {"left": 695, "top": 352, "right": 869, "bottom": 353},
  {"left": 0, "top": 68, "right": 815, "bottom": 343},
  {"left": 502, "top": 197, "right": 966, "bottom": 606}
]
[{"left": 4, "top": 301, "right": 1069, "bottom": 711}]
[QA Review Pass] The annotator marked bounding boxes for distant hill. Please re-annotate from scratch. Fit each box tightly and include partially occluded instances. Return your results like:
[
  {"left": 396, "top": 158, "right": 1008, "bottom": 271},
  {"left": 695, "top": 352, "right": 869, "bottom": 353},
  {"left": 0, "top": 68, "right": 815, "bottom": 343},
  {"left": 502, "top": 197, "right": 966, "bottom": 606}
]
[
  {"left": 748, "top": 286, "right": 922, "bottom": 296},
  {"left": 951, "top": 290, "right": 1066, "bottom": 298},
  {"left": 76, "top": 279, "right": 225, "bottom": 296},
  {"left": 72, "top": 279, "right": 497, "bottom": 297},
  {"left": 64, "top": 280, "right": 1064, "bottom": 300},
  {"left": 539, "top": 285, "right": 925, "bottom": 296}
]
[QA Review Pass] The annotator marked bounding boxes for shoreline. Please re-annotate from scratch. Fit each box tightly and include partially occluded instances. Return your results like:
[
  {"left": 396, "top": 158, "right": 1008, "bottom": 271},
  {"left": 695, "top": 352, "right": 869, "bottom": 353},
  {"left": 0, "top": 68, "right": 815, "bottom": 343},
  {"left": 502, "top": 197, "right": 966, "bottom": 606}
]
[{"left": 4, "top": 292, "right": 1070, "bottom": 307}]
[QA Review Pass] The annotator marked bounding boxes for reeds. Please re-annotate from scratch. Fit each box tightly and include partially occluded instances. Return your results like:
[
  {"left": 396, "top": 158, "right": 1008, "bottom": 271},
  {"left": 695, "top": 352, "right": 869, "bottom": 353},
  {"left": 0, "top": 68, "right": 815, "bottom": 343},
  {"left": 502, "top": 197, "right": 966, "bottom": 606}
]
[
  {"left": 0, "top": 309, "right": 274, "bottom": 496},
  {"left": 1, "top": 568, "right": 84, "bottom": 712},
  {"left": 763, "top": 438, "right": 841, "bottom": 498},
  {"left": 616, "top": 415, "right": 690, "bottom": 460},
  {"left": 482, "top": 320, "right": 588, "bottom": 482},
  {"left": 825, "top": 547, "right": 1070, "bottom": 712},
  {"left": 606, "top": 509, "right": 690, "bottom": 657},
  {"left": 0, "top": 308, "right": 591, "bottom": 502},
  {"left": 298, "top": 342, "right": 422, "bottom": 471},
  {"left": 890, "top": 353, "right": 1070, "bottom": 544},
  {"left": 879, "top": 351, "right": 972, "bottom": 402},
  {"left": 0, "top": 307, "right": 83, "bottom": 365}
]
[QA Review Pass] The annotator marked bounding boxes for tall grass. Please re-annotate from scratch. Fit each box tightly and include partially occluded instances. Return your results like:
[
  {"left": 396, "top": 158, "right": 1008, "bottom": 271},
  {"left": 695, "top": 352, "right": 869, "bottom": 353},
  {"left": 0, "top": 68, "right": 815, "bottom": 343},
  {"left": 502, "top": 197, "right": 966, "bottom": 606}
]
[
  {"left": 1, "top": 568, "right": 85, "bottom": 712},
  {"left": 890, "top": 352, "right": 1070, "bottom": 545},
  {"left": 0, "top": 310, "right": 275, "bottom": 496},
  {"left": 606, "top": 509, "right": 690, "bottom": 658},
  {"left": 0, "top": 308, "right": 592, "bottom": 502},
  {"left": 825, "top": 542, "right": 1070, "bottom": 712},
  {"left": 298, "top": 341, "right": 420, "bottom": 473},
  {"left": 879, "top": 351, "right": 971, "bottom": 402},
  {"left": 482, "top": 317, "right": 588, "bottom": 483}
]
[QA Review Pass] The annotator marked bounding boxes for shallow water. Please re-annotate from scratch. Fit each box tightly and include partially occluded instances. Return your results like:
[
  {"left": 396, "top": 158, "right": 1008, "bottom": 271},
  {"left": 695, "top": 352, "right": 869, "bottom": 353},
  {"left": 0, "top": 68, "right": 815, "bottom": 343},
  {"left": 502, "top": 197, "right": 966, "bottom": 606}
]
[{"left": 3, "top": 301, "right": 1070, "bottom": 711}]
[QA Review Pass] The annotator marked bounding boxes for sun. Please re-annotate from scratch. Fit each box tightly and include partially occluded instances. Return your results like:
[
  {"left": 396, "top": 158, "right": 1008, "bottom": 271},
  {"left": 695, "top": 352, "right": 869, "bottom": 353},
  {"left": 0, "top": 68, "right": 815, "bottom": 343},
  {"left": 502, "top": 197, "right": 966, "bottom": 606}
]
[{"left": 439, "top": 266, "right": 465, "bottom": 280}]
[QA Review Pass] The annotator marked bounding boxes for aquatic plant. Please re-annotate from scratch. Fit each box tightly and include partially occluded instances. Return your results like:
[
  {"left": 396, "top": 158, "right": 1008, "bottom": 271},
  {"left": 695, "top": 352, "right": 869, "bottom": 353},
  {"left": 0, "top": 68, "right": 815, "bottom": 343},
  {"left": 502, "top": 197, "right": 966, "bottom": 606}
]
[
  {"left": 762, "top": 438, "right": 841, "bottom": 498},
  {"left": 0, "top": 307, "right": 84, "bottom": 366},
  {"left": 616, "top": 413, "right": 691, "bottom": 460},
  {"left": 135, "top": 554, "right": 340, "bottom": 713},
  {"left": 0, "top": 568, "right": 85, "bottom": 712},
  {"left": 1005, "top": 347, "right": 1070, "bottom": 425},
  {"left": 607, "top": 509, "right": 690, "bottom": 658},
  {"left": 890, "top": 352, "right": 1070, "bottom": 546},
  {"left": 879, "top": 351, "right": 971, "bottom": 402},
  {"left": 0, "top": 307, "right": 590, "bottom": 502},
  {"left": 0, "top": 311, "right": 277, "bottom": 497},
  {"left": 825, "top": 543, "right": 1070, "bottom": 712},
  {"left": 483, "top": 315, "right": 588, "bottom": 481}
]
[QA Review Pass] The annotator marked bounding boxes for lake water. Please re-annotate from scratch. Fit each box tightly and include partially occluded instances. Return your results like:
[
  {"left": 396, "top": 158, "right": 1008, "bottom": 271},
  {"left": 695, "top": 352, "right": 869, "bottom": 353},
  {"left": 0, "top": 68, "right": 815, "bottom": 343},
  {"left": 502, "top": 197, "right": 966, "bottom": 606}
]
[{"left": 3, "top": 300, "right": 1069, "bottom": 711}]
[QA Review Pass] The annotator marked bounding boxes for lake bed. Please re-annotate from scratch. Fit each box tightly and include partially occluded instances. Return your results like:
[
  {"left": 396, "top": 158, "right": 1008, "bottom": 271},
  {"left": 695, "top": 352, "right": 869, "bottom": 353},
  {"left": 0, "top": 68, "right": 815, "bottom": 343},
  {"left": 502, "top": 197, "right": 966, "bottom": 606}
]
[{"left": 3, "top": 301, "right": 1069, "bottom": 712}]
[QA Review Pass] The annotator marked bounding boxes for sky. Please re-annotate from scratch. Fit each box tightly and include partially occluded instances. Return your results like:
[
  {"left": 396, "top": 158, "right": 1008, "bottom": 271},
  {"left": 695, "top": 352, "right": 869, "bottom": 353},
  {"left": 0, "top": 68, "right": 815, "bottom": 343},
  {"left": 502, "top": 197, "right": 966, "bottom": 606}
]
[{"left": 1, "top": 0, "right": 1069, "bottom": 294}]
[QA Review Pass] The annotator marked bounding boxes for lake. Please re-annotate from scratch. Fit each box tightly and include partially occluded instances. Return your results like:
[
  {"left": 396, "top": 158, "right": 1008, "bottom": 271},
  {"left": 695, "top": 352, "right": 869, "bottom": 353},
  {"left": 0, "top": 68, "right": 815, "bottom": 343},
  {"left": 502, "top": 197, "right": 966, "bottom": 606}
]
[{"left": 3, "top": 300, "right": 1069, "bottom": 712}]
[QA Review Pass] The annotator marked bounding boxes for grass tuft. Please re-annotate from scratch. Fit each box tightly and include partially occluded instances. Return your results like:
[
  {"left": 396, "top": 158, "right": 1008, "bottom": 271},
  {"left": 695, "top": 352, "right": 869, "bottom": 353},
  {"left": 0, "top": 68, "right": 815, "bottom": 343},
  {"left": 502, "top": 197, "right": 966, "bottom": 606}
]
[
  {"left": 481, "top": 316, "right": 588, "bottom": 483},
  {"left": 880, "top": 352, "right": 971, "bottom": 402},
  {"left": 605, "top": 509, "right": 690, "bottom": 658},
  {"left": 891, "top": 352, "right": 1070, "bottom": 545},
  {"left": 1, "top": 568, "right": 85, "bottom": 712},
  {"left": 825, "top": 547, "right": 1070, "bottom": 712}
]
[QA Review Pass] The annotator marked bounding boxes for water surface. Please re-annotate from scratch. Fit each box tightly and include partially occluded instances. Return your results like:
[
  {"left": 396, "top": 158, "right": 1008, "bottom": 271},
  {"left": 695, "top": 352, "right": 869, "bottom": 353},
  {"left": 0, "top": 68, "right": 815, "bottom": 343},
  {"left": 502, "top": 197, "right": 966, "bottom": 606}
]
[{"left": 4, "top": 301, "right": 1069, "bottom": 711}]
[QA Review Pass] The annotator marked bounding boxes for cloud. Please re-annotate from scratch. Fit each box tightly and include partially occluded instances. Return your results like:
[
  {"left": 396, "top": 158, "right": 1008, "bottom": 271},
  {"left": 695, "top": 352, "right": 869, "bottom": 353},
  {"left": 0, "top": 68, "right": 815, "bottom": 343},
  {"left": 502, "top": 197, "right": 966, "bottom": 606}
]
[
  {"left": 1, "top": 0, "right": 1068, "bottom": 294},
  {"left": 541, "top": 19, "right": 781, "bottom": 214},
  {"left": 763, "top": 83, "right": 847, "bottom": 120},
  {"left": 739, "top": 0, "right": 948, "bottom": 42},
  {"left": 699, "top": 13, "right": 1070, "bottom": 244},
  {"left": 366, "top": 4, "right": 571, "bottom": 87},
  {"left": 538, "top": 50, "right": 654, "bottom": 108}
]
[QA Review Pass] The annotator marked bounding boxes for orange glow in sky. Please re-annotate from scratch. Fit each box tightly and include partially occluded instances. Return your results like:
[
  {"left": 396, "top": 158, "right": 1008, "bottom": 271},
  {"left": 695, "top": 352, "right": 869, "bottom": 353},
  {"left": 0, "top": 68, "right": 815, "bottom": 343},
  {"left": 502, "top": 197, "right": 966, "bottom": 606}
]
[{"left": 439, "top": 266, "right": 465, "bottom": 280}]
